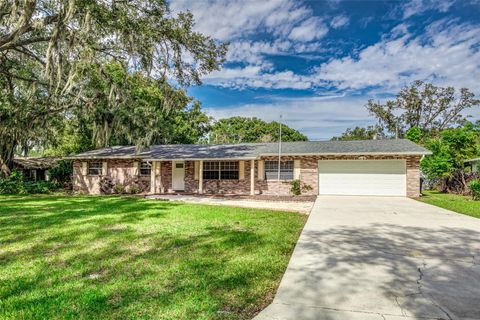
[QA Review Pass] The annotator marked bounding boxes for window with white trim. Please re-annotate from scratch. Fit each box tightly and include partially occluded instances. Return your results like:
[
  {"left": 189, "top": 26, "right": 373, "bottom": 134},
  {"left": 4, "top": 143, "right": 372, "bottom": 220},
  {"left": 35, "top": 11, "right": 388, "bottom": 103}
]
[
  {"left": 88, "top": 162, "right": 103, "bottom": 175},
  {"left": 140, "top": 161, "right": 151, "bottom": 176},
  {"left": 203, "top": 161, "right": 239, "bottom": 180},
  {"left": 264, "top": 160, "right": 294, "bottom": 180}
]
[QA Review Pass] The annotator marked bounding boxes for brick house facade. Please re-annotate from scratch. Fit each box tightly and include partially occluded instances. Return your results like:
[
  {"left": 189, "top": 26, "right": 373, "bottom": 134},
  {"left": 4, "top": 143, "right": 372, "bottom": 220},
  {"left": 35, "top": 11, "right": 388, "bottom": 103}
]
[{"left": 73, "top": 154, "right": 422, "bottom": 197}]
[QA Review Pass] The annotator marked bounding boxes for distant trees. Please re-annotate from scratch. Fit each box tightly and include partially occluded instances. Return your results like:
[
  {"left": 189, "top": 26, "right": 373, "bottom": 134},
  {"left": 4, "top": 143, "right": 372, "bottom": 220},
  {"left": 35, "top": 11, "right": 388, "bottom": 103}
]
[
  {"left": 332, "top": 126, "right": 381, "bottom": 141},
  {"left": 334, "top": 81, "right": 480, "bottom": 141},
  {"left": 366, "top": 81, "right": 479, "bottom": 138},
  {"left": 208, "top": 117, "right": 308, "bottom": 143},
  {"left": 330, "top": 81, "right": 480, "bottom": 194}
]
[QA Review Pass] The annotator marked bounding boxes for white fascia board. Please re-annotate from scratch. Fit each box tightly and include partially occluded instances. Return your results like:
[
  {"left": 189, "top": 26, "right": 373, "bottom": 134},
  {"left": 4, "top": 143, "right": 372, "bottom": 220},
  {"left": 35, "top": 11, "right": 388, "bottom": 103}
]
[
  {"left": 65, "top": 156, "right": 148, "bottom": 160},
  {"left": 259, "top": 151, "right": 432, "bottom": 156},
  {"left": 143, "top": 157, "right": 257, "bottom": 161}
]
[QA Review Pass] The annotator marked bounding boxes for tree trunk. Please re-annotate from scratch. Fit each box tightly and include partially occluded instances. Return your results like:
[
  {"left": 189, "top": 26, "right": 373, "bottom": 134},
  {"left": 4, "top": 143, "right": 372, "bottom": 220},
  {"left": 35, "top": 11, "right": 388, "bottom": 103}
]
[{"left": 0, "top": 136, "right": 17, "bottom": 177}]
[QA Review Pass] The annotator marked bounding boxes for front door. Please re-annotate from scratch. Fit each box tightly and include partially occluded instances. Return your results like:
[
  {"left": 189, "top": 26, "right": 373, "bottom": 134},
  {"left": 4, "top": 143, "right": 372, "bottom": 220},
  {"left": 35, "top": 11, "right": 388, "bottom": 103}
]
[{"left": 172, "top": 161, "right": 185, "bottom": 191}]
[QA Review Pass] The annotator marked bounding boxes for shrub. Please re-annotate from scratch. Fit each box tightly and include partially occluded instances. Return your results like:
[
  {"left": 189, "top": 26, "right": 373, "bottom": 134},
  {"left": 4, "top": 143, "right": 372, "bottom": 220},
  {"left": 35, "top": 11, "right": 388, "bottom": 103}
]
[
  {"left": 99, "top": 176, "right": 115, "bottom": 194},
  {"left": 469, "top": 179, "right": 480, "bottom": 200},
  {"left": 128, "top": 184, "right": 140, "bottom": 194},
  {"left": 49, "top": 160, "right": 73, "bottom": 186},
  {"left": 290, "top": 179, "right": 312, "bottom": 196},
  {"left": 24, "top": 181, "right": 60, "bottom": 194},
  {"left": 114, "top": 184, "right": 126, "bottom": 194},
  {"left": 0, "top": 170, "right": 61, "bottom": 194},
  {"left": 0, "top": 170, "right": 26, "bottom": 194}
]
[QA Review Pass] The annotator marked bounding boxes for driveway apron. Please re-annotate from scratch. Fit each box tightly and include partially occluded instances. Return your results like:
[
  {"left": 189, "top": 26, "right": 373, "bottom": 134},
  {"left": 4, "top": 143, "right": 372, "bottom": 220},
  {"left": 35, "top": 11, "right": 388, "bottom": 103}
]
[{"left": 255, "top": 196, "right": 480, "bottom": 320}]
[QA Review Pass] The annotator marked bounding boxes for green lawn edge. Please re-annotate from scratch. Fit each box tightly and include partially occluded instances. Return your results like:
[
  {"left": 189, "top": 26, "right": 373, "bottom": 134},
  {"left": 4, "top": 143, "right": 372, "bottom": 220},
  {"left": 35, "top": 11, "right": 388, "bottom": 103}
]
[{"left": 419, "top": 190, "right": 480, "bottom": 219}]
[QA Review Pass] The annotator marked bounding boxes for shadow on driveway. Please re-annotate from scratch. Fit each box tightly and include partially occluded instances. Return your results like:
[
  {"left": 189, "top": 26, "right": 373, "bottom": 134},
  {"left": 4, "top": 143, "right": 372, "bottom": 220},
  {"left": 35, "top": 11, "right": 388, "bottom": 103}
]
[{"left": 256, "top": 197, "right": 480, "bottom": 320}]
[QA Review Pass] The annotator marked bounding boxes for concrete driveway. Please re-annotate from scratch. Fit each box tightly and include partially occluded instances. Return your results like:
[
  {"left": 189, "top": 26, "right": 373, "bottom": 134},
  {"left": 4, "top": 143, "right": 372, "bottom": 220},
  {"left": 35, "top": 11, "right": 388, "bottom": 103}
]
[{"left": 255, "top": 196, "right": 480, "bottom": 320}]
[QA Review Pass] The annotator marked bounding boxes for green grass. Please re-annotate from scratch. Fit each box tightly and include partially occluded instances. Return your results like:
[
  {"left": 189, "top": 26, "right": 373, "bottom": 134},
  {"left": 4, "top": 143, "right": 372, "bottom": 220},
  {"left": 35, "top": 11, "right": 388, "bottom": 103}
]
[
  {"left": 419, "top": 190, "right": 480, "bottom": 218},
  {"left": 0, "top": 195, "right": 306, "bottom": 320}
]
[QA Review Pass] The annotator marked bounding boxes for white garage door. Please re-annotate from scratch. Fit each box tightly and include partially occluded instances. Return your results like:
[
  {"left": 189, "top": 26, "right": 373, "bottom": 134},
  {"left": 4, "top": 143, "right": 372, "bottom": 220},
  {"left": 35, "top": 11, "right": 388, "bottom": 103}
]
[{"left": 318, "top": 160, "right": 406, "bottom": 196}]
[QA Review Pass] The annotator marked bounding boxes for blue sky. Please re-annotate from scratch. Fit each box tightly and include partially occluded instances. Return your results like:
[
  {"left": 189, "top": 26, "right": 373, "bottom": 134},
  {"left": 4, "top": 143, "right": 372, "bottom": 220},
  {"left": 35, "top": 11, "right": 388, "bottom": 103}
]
[{"left": 170, "top": 0, "right": 480, "bottom": 140}]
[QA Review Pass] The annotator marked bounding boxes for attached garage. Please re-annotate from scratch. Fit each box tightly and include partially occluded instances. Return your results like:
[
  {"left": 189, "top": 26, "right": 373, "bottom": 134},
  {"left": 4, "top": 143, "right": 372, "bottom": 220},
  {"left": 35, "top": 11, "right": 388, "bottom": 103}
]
[
  {"left": 70, "top": 139, "right": 429, "bottom": 197},
  {"left": 318, "top": 159, "right": 407, "bottom": 196}
]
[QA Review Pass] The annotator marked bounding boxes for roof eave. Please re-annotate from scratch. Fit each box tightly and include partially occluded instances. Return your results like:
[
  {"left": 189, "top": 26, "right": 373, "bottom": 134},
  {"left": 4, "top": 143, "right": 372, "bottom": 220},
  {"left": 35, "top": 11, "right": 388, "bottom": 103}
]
[
  {"left": 259, "top": 151, "right": 432, "bottom": 156},
  {"left": 65, "top": 155, "right": 149, "bottom": 160},
  {"left": 143, "top": 157, "right": 257, "bottom": 161},
  {"left": 67, "top": 156, "right": 258, "bottom": 161}
]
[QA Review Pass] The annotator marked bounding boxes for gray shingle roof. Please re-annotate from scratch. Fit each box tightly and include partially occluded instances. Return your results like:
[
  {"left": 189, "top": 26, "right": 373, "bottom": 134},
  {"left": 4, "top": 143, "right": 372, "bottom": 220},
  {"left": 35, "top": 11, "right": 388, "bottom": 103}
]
[
  {"left": 69, "top": 139, "right": 430, "bottom": 160},
  {"left": 13, "top": 157, "right": 60, "bottom": 169},
  {"left": 258, "top": 139, "right": 431, "bottom": 155}
]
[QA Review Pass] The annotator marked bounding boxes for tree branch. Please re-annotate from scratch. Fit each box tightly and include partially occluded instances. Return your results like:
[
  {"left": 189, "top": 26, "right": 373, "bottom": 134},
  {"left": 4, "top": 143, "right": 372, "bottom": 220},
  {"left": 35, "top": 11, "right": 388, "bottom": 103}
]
[{"left": 0, "top": 36, "right": 51, "bottom": 52}]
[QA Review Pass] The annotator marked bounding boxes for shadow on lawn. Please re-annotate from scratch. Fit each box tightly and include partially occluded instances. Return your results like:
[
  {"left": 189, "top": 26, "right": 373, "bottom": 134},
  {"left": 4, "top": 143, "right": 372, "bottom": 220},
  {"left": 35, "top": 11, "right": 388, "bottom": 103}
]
[
  {"left": 0, "top": 195, "right": 295, "bottom": 319},
  {"left": 1, "top": 226, "right": 267, "bottom": 318},
  {"left": 275, "top": 223, "right": 480, "bottom": 320},
  {"left": 0, "top": 196, "right": 180, "bottom": 243}
]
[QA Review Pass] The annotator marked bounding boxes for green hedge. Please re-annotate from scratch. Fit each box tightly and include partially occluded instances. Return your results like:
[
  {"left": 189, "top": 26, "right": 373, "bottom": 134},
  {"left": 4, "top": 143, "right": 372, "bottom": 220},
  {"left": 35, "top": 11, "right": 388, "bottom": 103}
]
[{"left": 0, "top": 170, "right": 61, "bottom": 194}]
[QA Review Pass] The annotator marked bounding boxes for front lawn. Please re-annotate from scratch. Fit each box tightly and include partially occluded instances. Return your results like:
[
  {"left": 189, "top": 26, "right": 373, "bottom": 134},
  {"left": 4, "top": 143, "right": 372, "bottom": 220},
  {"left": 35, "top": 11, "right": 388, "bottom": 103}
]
[
  {"left": 419, "top": 190, "right": 480, "bottom": 219},
  {"left": 0, "top": 195, "right": 306, "bottom": 320}
]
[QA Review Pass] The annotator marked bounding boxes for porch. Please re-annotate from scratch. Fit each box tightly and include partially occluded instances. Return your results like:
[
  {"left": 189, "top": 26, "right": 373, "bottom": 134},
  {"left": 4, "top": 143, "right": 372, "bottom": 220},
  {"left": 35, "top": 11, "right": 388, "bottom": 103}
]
[{"left": 148, "top": 159, "right": 300, "bottom": 196}]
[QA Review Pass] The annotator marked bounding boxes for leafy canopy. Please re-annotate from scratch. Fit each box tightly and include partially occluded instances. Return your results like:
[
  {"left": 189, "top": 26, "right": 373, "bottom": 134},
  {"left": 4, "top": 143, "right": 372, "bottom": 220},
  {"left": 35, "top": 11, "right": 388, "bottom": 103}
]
[
  {"left": 367, "top": 81, "right": 479, "bottom": 137},
  {"left": 331, "top": 126, "right": 381, "bottom": 141},
  {"left": 421, "top": 122, "right": 480, "bottom": 181},
  {"left": 0, "top": 0, "right": 227, "bottom": 173},
  {"left": 209, "top": 117, "right": 308, "bottom": 143}
]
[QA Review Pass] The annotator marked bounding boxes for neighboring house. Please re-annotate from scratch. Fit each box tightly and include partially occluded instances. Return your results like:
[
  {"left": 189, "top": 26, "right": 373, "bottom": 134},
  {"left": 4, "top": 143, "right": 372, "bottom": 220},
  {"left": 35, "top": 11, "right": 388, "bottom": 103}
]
[
  {"left": 13, "top": 157, "right": 59, "bottom": 181},
  {"left": 464, "top": 158, "right": 480, "bottom": 172},
  {"left": 68, "top": 139, "right": 431, "bottom": 197}
]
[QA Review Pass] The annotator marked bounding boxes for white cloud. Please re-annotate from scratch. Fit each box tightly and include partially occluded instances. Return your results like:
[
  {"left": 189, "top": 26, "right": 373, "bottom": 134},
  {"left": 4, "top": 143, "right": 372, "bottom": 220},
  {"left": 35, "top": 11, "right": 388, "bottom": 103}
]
[
  {"left": 205, "top": 95, "right": 375, "bottom": 140},
  {"left": 397, "top": 0, "right": 456, "bottom": 19},
  {"left": 169, "top": 0, "right": 325, "bottom": 42},
  {"left": 204, "top": 65, "right": 314, "bottom": 90},
  {"left": 225, "top": 40, "right": 292, "bottom": 65},
  {"left": 330, "top": 15, "right": 350, "bottom": 29},
  {"left": 207, "top": 20, "right": 480, "bottom": 94},
  {"left": 225, "top": 39, "right": 326, "bottom": 66},
  {"left": 316, "top": 20, "right": 480, "bottom": 93},
  {"left": 289, "top": 17, "right": 329, "bottom": 42}
]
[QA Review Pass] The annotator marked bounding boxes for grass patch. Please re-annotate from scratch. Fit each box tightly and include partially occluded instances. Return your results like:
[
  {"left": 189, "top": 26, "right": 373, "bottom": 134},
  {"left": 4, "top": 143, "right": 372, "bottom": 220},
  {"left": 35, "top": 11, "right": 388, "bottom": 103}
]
[
  {"left": 0, "top": 195, "right": 306, "bottom": 320},
  {"left": 419, "top": 190, "right": 480, "bottom": 219}
]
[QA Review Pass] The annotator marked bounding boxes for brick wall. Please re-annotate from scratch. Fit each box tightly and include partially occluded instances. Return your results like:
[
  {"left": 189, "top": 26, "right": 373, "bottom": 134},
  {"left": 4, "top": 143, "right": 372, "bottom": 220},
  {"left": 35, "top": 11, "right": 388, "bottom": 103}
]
[
  {"left": 73, "top": 159, "right": 150, "bottom": 194},
  {"left": 74, "top": 155, "right": 422, "bottom": 197},
  {"left": 260, "top": 154, "right": 421, "bottom": 197},
  {"left": 73, "top": 161, "right": 101, "bottom": 194},
  {"left": 259, "top": 156, "right": 318, "bottom": 195},
  {"left": 184, "top": 160, "right": 253, "bottom": 194},
  {"left": 406, "top": 156, "right": 421, "bottom": 197}
]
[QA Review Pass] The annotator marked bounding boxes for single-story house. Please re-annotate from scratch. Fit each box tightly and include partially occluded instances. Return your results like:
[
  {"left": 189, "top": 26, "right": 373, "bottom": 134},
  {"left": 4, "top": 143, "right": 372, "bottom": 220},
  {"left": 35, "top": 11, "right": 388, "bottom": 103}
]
[
  {"left": 13, "top": 157, "right": 59, "bottom": 181},
  {"left": 69, "top": 139, "right": 431, "bottom": 197}
]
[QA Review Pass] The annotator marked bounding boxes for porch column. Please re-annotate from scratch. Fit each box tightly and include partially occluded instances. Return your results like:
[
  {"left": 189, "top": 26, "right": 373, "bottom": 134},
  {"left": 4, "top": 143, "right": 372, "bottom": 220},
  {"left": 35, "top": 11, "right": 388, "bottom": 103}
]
[
  {"left": 158, "top": 161, "right": 163, "bottom": 193},
  {"left": 199, "top": 160, "right": 203, "bottom": 194},
  {"left": 250, "top": 160, "right": 255, "bottom": 196},
  {"left": 150, "top": 161, "right": 156, "bottom": 194}
]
